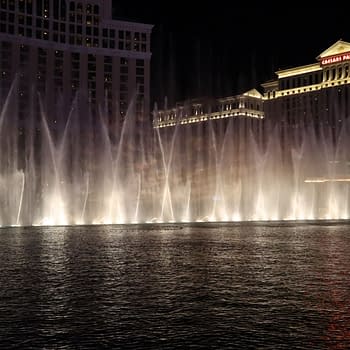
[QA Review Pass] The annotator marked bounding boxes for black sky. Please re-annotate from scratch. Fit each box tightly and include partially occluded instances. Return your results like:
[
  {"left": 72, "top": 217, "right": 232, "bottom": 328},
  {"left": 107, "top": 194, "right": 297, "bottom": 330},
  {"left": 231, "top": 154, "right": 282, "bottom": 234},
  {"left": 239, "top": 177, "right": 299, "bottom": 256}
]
[{"left": 112, "top": 1, "right": 349, "bottom": 108}]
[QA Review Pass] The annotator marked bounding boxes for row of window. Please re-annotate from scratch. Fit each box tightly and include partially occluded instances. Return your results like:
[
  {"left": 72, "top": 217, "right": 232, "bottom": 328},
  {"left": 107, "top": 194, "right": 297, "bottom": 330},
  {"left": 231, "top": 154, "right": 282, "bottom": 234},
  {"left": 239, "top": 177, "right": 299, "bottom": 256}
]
[
  {"left": 280, "top": 72, "right": 322, "bottom": 90},
  {"left": 0, "top": 22, "right": 148, "bottom": 51},
  {"left": 1, "top": 44, "right": 146, "bottom": 114},
  {"left": 1, "top": 33, "right": 148, "bottom": 118},
  {"left": 1, "top": 1, "right": 98, "bottom": 18},
  {"left": 1, "top": 50, "right": 146, "bottom": 79}
]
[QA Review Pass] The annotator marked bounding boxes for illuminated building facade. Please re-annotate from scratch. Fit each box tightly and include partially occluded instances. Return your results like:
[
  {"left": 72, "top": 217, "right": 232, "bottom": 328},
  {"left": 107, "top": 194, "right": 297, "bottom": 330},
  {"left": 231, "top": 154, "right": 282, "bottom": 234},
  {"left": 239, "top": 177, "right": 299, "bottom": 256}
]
[
  {"left": 262, "top": 39, "right": 350, "bottom": 136},
  {"left": 151, "top": 89, "right": 265, "bottom": 201},
  {"left": 152, "top": 88, "right": 265, "bottom": 175},
  {"left": 151, "top": 39, "right": 350, "bottom": 191},
  {"left": 0, "top": 0, "right": 153, "bottom": 129},
  {"left": 153, "top": 89, "right": 264, "bottom": 129},
  {"left": 154, "top": 39, "right": 350, "bottom": 136}
]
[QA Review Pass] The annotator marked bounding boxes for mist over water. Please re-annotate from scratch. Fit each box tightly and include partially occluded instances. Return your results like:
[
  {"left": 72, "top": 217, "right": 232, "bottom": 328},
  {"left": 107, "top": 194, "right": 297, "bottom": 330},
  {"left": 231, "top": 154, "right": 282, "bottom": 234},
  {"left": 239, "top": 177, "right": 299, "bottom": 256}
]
[{"left": 1, "top": 79, "right": 350, "bottom": 227}]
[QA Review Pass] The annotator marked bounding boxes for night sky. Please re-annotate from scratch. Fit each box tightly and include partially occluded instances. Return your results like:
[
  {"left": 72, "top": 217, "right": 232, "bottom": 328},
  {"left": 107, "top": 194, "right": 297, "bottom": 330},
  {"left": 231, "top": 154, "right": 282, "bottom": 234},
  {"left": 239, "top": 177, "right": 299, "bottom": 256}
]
[{"left": 112, "top": 1, "right": 349, "bottom": 108}]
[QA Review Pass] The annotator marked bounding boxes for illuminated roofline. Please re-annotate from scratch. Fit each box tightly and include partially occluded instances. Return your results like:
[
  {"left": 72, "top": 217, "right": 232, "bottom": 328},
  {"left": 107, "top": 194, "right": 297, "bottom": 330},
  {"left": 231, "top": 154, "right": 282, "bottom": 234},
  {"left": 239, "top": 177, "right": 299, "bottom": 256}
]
[
  {"left": 0, "top": 33, "right": 152, "bottom": 59},
  {"left": 218, "top": 89, "right": 263, "bottom": 102},
  {"left": 276, "top": 63, "right": 321, "bottom": 79},
  {"left": 316, "top": 39, "right": 350, "bottom": 59},
  {"left": 243, "top": 88, "right": 263, "bottom": 98},
  {"left": 261, "top": 80, "right": 278, "bottom": 89},
  {"left": 265, "top": 78, "right": 350, "bottom": 99},
  {"left": 154, "top": 109, "right": 265, "bottom": 128}
]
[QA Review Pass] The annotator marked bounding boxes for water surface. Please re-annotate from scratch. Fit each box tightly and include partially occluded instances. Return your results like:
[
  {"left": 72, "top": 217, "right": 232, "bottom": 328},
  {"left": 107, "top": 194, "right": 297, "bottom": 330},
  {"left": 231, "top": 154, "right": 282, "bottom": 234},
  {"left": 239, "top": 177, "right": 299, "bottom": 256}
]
[{"left": 1, "top": 222, "right": 350, "bottom": 349}]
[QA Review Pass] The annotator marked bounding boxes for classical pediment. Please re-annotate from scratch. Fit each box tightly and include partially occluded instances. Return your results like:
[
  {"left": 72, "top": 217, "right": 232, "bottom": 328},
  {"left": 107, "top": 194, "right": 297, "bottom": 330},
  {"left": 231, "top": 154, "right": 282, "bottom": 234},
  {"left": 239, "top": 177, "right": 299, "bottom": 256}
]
[
  {"left": 317, "top": 39, "right": 350, "bottom": 59},
  {"left": 243, "top": 89, "right": 263, "bottom": 98}
]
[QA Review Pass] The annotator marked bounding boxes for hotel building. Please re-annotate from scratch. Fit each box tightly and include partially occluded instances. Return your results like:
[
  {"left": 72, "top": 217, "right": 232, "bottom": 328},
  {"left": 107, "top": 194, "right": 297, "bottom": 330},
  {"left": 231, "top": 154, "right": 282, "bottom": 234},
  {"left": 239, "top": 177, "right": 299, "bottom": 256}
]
[
  {"left": 152, "top": 89, "right": 264, "bottom": 129},
  {"left": 150, "top": 39, "right": 350, "bottom": 195},
  {"left": 152, "top": 89, "right": 265, "bottom": 160},
  {"left": 153, "top": 39, "right": 350, "bottom": 136},
  {"left": 0, "top": 0, "right": 153, "bottom": 129},
  {"left": 262, "top": 39, "right": 350, "bottom": 135}
]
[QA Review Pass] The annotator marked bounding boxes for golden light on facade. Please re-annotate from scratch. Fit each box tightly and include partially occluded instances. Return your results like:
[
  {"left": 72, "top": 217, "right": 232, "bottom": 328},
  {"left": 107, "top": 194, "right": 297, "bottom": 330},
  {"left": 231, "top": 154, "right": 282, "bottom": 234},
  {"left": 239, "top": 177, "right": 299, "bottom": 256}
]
[
  {"left": 277, "top": 63, "right": 321, "bottom": 79},
  {"left": 305, "top": 178, "right": 350, "bottom": 183}
]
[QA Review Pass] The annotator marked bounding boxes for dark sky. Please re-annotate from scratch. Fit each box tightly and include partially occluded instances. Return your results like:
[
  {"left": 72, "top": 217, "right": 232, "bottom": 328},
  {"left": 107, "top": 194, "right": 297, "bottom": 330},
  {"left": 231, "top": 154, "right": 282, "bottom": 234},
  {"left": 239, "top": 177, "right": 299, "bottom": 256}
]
[{"left": 112, "top": 1, "right": 349, "bottom": 108}]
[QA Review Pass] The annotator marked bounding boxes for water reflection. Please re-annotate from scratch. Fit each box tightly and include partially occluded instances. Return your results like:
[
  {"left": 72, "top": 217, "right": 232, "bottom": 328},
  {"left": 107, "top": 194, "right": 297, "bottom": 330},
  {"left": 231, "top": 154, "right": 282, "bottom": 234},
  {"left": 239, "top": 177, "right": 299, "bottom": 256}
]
[{"left": 0, "top": 223, "right": 349, "bottom": 348}]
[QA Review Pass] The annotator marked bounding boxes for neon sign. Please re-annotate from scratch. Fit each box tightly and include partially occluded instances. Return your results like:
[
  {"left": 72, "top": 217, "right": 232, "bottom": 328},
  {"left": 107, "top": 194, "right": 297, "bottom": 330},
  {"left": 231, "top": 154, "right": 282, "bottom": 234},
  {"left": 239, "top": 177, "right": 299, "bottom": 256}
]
[{"left": 321, "top": 52, "right": 350, "bottom": 65}]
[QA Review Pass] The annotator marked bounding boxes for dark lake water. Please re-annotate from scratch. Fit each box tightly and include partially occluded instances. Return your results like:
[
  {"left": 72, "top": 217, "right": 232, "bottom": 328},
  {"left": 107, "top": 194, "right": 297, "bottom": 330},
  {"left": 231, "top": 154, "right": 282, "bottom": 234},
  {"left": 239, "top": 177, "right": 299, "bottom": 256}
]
[{"left": 1, "top": 222, "right": 350, "bottom": 349}]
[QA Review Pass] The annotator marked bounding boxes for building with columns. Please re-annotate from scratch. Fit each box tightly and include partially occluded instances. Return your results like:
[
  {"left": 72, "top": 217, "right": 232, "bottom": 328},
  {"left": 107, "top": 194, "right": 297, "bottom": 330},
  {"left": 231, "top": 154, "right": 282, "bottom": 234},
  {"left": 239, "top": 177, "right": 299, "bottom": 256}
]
[
  {"left": 262, "top": 39, "right": 350, "bottom": 136},
  {"left": 153, "top": 39, "right": 350, "bottom": 136},
  {"left": 0, "top": 0, "right": 153, "bottom": 130},
  {"left": 152, "top": 88, "right": 264, "bottom": 129}
]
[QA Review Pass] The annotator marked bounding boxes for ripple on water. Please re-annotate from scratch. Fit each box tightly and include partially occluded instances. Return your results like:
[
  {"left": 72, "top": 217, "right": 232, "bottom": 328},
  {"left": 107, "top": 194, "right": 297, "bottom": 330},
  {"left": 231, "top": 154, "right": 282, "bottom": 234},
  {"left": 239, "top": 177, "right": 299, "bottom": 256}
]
[{"left": 0, "top": 222, "right": 350, "bottom": 348}]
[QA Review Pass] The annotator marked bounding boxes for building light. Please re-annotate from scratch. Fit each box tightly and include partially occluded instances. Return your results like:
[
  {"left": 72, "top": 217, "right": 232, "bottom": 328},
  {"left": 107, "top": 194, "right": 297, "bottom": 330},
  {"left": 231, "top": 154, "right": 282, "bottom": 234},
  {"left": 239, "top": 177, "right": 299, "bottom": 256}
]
[{"left": 305, "top": 178, "right": 350, "bottom": 183}]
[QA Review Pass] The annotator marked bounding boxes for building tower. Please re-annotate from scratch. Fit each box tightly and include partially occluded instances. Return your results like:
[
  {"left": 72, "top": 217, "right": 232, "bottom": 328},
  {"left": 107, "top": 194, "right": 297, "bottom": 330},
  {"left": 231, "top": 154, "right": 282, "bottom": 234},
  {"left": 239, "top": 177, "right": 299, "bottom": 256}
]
[{"left": 0, "top": 0, "right": 153, "bottom": 131}]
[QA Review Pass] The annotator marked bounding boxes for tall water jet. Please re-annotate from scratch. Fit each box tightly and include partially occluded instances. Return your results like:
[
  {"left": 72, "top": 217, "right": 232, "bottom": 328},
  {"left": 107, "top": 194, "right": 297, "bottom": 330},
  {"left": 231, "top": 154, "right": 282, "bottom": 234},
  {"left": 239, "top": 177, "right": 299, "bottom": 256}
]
[{"left": 1, "top": 78, "right": 350, "bottom": 226}]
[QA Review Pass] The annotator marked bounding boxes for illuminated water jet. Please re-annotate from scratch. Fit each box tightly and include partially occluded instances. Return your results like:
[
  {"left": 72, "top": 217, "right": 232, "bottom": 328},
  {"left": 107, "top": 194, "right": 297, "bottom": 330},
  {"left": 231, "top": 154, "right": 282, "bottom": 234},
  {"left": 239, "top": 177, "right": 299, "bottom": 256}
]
[{"left": 0, "top": 81, "right": 350, "bottom": 226}]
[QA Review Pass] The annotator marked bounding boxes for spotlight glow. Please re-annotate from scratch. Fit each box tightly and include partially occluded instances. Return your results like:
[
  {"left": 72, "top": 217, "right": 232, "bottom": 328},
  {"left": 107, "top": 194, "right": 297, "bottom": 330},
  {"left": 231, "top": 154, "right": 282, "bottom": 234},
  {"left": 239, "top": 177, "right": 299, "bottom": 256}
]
[{"left": 0, "top": 81, "right": 350, "bottom": 226}]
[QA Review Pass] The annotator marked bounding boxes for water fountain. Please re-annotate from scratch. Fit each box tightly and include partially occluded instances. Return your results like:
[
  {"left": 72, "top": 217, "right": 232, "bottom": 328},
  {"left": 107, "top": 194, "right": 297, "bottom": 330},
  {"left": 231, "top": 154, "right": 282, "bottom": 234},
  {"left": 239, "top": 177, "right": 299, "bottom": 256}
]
[{"left": 1, "top": 80, "right": 350, "bottom": 227}]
